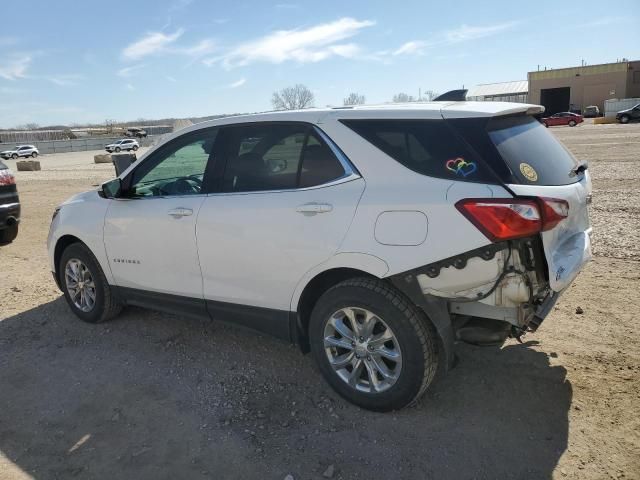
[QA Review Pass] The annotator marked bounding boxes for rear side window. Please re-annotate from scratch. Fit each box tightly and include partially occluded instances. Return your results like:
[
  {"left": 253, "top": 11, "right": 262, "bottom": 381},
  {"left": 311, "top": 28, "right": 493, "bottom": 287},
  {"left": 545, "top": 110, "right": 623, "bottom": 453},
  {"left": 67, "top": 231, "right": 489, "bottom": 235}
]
[
  {"left": 220, "top": 124, "right": 345, "bottom": 192},
  {"left": 341, "top": 119, "right": 497, "bottom": 183}
]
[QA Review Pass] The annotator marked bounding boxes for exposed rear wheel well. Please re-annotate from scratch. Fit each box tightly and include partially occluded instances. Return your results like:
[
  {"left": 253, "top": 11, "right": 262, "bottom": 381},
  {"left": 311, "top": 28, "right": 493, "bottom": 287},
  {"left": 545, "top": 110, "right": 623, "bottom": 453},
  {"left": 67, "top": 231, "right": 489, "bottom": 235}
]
[
  {"left": 53, "top": 235, "right": 83, "bottom": 288},
  {"left": 295, "top": 268, "right": 376, "bottom": 352}
]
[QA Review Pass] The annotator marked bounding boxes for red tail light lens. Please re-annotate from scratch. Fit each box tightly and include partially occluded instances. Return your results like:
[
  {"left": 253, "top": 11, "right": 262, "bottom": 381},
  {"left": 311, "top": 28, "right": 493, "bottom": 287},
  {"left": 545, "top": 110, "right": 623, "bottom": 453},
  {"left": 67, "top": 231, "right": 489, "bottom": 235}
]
[
  {"left": 455, "top": 197, "right": 569, "bottom": 242},
  {"left": 0, "top": 169, "right": 15, "bottom": 186},
  {"left": 538, "top": 197, "right": 569, "bottom": 231}
]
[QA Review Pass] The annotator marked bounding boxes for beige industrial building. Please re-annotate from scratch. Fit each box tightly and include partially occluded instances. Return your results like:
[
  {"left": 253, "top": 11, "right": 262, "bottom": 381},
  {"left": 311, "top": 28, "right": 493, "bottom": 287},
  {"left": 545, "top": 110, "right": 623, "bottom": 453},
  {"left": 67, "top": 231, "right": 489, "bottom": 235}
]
[{"left": 528, "top": 60, "right": 640, "bottom": 114}]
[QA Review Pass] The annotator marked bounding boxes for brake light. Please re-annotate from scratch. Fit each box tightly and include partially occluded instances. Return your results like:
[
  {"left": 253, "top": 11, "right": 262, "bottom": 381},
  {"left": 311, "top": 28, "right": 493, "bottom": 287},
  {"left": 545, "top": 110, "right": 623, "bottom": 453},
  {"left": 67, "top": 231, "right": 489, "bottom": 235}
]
[
  {"left": 456, "top": 197, "right": 569, "bottom": 242},
  {"left": 0, "top": 169, "right": 15, "bottom": 186},
  {"left": 538, "top": 197, "right": 569, "bottom": 231}
]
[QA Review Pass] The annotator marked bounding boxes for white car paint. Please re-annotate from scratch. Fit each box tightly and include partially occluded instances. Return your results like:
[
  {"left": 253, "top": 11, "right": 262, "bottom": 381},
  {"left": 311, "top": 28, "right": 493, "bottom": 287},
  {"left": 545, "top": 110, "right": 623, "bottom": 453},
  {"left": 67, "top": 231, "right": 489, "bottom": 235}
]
[{"left": 48, "top": 102, "right": 590, "bottom": 331}]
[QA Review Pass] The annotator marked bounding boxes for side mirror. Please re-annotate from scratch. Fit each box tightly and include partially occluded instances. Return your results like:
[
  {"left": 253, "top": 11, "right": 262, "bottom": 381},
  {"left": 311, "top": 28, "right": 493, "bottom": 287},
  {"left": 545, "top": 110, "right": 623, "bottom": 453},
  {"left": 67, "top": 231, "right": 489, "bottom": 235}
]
[{"left": 99, "top": 178, "right": 123, "bottom": 199}]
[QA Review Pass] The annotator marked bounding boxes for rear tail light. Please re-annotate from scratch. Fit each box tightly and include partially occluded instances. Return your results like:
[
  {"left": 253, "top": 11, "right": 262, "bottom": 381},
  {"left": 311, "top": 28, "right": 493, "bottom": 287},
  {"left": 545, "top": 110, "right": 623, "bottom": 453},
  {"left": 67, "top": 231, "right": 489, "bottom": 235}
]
[
  {"left": 456, "top": 197, "right": 569, "bottom": 242},
  {"left": 0, "top": 169, "right": 15, "bottom": 186}
]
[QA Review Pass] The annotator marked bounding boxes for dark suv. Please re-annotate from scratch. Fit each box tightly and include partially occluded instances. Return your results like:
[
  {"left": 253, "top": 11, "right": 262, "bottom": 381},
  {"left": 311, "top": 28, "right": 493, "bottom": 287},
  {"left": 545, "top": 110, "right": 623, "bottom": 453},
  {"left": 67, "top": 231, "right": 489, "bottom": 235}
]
[{"left": 0, "top": 159, "right": 20, "bottom": 245}]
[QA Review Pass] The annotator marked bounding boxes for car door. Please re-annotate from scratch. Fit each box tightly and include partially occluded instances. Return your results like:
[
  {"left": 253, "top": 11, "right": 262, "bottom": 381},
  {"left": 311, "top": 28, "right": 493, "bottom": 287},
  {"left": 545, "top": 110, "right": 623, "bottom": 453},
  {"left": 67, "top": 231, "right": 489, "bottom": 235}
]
[
  {"left": 196, "top": 123, "right": 365, "bottom": 336},
  {"left": 103, "top": 126, "right": 220, "bottom": 313}
]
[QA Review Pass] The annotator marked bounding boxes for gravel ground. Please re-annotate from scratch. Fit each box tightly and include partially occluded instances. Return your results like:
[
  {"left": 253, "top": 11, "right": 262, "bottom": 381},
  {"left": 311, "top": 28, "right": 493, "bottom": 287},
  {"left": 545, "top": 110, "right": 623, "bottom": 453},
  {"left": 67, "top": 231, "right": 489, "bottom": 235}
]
[{"left": 0, "top": 124, "right": 639, "bottom": 480}]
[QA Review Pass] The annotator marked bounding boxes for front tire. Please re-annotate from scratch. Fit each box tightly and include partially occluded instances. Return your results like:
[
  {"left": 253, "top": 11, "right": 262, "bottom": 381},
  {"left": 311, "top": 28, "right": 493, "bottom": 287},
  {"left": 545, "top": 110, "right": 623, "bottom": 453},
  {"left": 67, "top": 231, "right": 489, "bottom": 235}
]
[
  {"left": 11, "top": 153, "right": 17, "bottom": 159},
  {"left": 568, "top": 120, "right": 577, "bottom": 127},
  {"left": 619, "top": 115, "right": 630, "bottom": 124},
  {"left": 309, "top": 278, "right": 438, "bottom": 411},
  {"left": 59, "top": 242, "right": 122, "bottom": 323},
  {"left": 115, "top": 147, "right": 121, "bottom": 153}
]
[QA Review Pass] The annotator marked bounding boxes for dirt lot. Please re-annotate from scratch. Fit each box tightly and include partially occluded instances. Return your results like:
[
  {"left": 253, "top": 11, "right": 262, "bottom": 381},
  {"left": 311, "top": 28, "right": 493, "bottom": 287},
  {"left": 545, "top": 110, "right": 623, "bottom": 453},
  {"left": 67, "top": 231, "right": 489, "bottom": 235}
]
[{"left": 1, "top": 124, "right": 639, "bottom": 480}]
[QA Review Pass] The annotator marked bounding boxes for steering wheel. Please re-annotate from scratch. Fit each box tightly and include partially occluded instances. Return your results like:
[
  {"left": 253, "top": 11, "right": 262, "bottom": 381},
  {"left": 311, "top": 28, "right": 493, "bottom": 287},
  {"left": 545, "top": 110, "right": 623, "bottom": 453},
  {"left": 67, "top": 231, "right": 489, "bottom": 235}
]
[{"left": 187, "top": 174, "right": 203, "bottom": 187}]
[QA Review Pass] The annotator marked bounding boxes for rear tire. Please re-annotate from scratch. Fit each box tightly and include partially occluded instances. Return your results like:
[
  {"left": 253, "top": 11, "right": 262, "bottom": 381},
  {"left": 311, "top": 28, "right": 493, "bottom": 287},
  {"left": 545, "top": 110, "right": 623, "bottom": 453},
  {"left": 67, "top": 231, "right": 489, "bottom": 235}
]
[
  {"left": 31, "top": 152, "right": 38, "bottom": 158},
  {"left": 619, "top": 115, "right": 630, "bottom": 124},
  {"left": 0, "top": 225, "right": 18, "bottom": 245},
  {"left": 59, "top": 242, "right": 122, "bottom": 323},
  {"left": 309, "top": 277, "right": 438, "bottom": 411},
  {"left": 133, "top": 145, "right": 139, "bottom": 151}
]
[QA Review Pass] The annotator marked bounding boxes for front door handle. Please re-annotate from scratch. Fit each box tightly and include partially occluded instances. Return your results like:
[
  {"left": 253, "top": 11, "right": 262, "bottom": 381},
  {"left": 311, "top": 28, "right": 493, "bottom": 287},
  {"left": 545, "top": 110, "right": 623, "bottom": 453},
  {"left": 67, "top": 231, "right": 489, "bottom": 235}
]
[
  {"left": 296, "top": 203, "right": 333, "bottom": 215},
  {"left": 167, "top": 207, "right": 193, "bottom": 218}
]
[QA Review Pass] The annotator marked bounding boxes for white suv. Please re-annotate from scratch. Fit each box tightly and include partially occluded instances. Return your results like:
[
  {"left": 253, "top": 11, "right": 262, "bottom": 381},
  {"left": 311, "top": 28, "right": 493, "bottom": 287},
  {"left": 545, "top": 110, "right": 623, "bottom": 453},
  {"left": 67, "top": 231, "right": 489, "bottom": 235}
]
[
  {"left": 105, "top": 138, "right": 139, "bottom": 153},
  {"left": 0, "top": 144, "right": 39, "bottom": 159},
  {"left": 48, "top": 102, "right": 592, "bottom": 411}
]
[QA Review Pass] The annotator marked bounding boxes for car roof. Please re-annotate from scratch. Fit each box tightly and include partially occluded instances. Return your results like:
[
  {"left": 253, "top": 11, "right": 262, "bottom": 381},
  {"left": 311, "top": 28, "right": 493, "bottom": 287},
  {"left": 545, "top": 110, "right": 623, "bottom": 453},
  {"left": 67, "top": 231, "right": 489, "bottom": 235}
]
[{"left": 175, "top": 101, "right": 544, "bottom": 131}]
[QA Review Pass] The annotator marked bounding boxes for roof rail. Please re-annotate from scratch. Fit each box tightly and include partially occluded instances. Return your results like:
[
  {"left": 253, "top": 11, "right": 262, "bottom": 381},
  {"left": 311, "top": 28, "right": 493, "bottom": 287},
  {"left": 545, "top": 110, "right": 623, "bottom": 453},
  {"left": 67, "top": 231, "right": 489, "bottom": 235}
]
[{"left": 434, "top": 89, "right": 468, "bottom": 101}]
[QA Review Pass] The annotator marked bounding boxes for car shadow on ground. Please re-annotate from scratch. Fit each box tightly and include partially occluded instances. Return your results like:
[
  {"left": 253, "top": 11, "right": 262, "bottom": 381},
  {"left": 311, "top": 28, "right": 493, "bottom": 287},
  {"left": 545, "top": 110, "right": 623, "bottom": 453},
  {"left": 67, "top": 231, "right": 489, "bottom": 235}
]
[{"left": 0, "top": 297, "right": 571, "bottom": 479}]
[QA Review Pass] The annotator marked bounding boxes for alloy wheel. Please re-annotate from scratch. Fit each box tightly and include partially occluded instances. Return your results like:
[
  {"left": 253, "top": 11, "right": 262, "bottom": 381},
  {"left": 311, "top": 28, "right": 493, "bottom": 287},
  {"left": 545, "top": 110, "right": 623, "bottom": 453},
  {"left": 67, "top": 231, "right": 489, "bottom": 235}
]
[
  {"left": 323, "top": 307, "right": 402, "bottom": 393},
  {"left": 65, "top": 258, "right": 97, "bottom": 312}
]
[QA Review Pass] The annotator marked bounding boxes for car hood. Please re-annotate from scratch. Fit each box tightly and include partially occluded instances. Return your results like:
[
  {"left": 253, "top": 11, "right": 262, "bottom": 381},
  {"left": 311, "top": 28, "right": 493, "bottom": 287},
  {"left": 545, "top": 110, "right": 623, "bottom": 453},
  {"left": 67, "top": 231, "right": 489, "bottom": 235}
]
[
  {"left": 60, "top": 189, "right": 100, "bottom": 207},
  {"left": 1, "top": 150, "right": 17, "bottom": 154},
  {"left": 618, "top": 108, "right": 634, "bottom": 114}
]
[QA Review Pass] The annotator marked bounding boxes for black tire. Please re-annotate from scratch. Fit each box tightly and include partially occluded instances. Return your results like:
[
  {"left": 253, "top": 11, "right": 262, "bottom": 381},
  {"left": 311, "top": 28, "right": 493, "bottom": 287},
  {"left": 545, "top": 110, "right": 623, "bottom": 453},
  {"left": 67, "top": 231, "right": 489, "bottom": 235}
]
[
  {"left": 133, "top": 145, "right": 139, "bottom": 151},
  {"left": 568, "top": 120, "right": 577, "bottom": 127},
  {"left": 115, "top": 147, "right": 121, "bottom": 153},
  {"left": 619, "top": 115, "right": 630, "bottom": 124},
  {"left": 309, "top": 277, "right": 438, "bottom": 411},
  {"left": 59, "top": 242, "right": 122, "bottom": 323},
  {"left": 543, "top": 122, "right": 548, "bottom": 128},
  {"left": 0, "top": 225, "right": 18, "bottom": 245},
  {"left": 31, "top": 151, "right": 38, "bottom": 158},
  {"left": 11, "top": 153, "right": 17, "bottom": 159}
]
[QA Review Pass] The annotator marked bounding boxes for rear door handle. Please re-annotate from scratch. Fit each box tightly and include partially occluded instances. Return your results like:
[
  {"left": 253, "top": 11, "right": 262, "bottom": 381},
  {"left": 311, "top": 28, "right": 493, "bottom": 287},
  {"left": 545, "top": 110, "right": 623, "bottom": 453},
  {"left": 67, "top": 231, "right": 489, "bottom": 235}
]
[
  {"left": 296, "top": 203, "right": 333, "bottom": 215},
  {"left": 167, "top": 207, "right": 193, "bottom": 218}
]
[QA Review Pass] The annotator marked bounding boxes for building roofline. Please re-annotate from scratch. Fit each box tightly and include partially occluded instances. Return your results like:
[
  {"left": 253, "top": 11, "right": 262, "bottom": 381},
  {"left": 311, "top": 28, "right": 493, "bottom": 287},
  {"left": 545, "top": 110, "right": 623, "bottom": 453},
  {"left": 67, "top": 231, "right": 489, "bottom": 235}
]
[{"left": 528, "top": 59, "right": 639, "bottom": 74}]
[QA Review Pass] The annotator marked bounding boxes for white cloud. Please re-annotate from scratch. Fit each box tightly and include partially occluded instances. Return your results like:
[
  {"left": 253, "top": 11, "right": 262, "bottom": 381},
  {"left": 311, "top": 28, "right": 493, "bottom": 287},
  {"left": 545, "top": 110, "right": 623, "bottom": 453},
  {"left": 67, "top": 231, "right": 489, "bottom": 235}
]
[
  {"left": 117, "top": 64, "right": 146, "bottom": 77},
  {"left": 166, "top": 75, "right": 177, "bottom": 82},
  {"left": 46, "top": 74, "right": 83, "bottom": 86},
  {"left": 393, "top": 41, "right": 427, "bottom": 56},
  {"left": 123, "top": 29, "right": 184, "bottom": 60},
  {"left": 125, "top": 83, "right": 135, "bottom": 91},
  {"left": 171, "top": 38, "right": 215, "bottom": 57},
  {"left": 229, "top": 77, "right": 246, "bottom": 88},
  {"left": 390, "top": 21, "right": 518, "bottom": 59},
  {"left": 211, "top": 17, "right": 375, "bottom": 69},
  {"left": 443, "top": 21, "right": 518, "bottom": 44},
  {"left": 0, "top": 55, "right": 31, "bottom": 80}
]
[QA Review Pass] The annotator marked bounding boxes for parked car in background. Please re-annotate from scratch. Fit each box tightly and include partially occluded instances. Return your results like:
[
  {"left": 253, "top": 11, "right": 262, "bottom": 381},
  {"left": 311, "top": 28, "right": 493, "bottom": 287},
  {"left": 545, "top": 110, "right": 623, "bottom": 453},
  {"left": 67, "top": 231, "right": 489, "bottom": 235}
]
[
  {"left": 125, "top": 127, "right": 147, "bottom": 138},
  {"left": 49, "top": 102, "right": 592, "bottom": 411},
  {"left": 583, "top": 105, "right": 600, "bottom": 118},
  {"left": 616, "top": 103, "right": 640, "bottom": 124},
  {"left": 0, "top": 145, "right": 39, "bottom": 159},
  {"left": 541, "top": 112, "right": 584, "bottom": 127},
  {"left": 0, "top": 159, "right": 20, "bottom": 245},
  {"left": 105, "top": 139, "right": 139, "bottom": 153}
]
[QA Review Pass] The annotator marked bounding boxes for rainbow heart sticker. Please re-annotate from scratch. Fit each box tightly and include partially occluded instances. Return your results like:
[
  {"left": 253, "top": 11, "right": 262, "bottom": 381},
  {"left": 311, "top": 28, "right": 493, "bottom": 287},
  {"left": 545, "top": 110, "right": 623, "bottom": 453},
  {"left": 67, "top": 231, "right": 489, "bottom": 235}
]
[{"left": 446, "top": 157, "right": 477, "bottom": 177}]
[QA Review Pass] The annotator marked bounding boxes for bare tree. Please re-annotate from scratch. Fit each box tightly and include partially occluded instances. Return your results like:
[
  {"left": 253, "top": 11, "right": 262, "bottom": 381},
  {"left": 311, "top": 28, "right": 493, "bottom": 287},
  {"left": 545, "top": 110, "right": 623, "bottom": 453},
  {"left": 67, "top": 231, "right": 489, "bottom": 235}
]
[
  {"left": 24, "top": 123, "right": 40, "bottom": 130},
  {"left": 104, "top": 119, "right": 117, "bottom": 134},
  {"left": 423, "top": 90, "right": 440, "bottom": 101},
  {"left": 392, "top": 92, "right": 415, "bottom": 103},
  {"left": 343, "top": 92, "right": 365, "bottom": 106},
  {"left": 271, "top": 84, "right": 315, "bottom": 110}
]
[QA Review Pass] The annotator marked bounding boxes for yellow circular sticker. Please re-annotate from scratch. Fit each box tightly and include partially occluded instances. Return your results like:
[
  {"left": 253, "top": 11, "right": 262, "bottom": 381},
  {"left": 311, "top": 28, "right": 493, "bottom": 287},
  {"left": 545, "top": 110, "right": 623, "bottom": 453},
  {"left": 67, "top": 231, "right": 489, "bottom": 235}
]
[{"left": 520, "top": 162, "right": 538, "bottom": 182}]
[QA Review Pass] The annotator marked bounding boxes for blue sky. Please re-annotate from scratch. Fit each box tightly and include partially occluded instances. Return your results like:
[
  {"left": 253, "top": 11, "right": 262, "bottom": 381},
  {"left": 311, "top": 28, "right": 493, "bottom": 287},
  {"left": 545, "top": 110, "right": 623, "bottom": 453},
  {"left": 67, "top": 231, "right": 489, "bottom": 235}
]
[{"left": 0, "top": 0, "right": 638, "bottom": 128}]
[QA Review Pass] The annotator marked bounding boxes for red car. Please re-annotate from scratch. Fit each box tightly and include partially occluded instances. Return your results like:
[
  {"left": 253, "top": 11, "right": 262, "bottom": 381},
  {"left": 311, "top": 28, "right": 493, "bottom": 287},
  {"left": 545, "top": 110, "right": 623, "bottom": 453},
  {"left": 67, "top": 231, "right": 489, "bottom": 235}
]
[{"left": 541, "top": 112, "right": 584, "bottom": 127}]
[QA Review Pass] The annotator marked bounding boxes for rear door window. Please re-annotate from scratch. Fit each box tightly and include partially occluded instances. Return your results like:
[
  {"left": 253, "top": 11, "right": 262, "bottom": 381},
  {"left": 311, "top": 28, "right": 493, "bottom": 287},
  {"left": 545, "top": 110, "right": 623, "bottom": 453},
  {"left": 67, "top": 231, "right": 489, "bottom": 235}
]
[{"left": 340, "top": 119, "right": 497, "bottom": 183}]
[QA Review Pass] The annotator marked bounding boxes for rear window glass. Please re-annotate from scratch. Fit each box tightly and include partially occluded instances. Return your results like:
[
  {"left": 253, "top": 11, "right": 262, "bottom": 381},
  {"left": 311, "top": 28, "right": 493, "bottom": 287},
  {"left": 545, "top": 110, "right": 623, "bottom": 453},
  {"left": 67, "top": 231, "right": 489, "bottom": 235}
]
[
  {"left": 340, "top": 119, "right": 498, "bottom": 183},
  {"left": 487, "top": 116, "right": 579, "bottom": 185}
]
